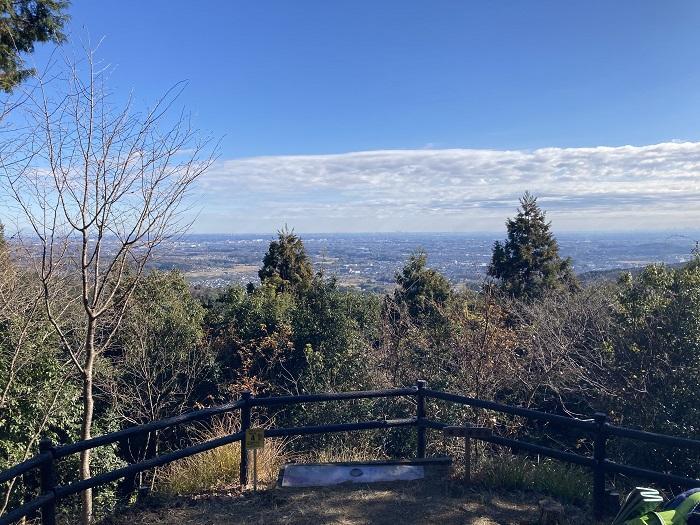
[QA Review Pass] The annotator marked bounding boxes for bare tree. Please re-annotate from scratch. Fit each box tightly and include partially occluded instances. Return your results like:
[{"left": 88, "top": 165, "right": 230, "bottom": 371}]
[
  {"left": 1, "top": 49, "right": 215, "bottom": 524},
  {"left": 378, "top": 285, "right": 523, "bottom": 427},
  {"left": 510, "top": 284, "right": 615, "bottom": 415}
]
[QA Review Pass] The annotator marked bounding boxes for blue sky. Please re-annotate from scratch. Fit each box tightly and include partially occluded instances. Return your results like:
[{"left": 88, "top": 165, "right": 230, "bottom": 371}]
[{"left": 18, "top": 1, "right": 700, "bottom": 232}]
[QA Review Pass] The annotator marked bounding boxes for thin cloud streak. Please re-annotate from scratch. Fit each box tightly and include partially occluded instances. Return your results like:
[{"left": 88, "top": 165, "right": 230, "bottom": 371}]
[{"left": 192, "top": 141, "right": 700, "bottom": 233}]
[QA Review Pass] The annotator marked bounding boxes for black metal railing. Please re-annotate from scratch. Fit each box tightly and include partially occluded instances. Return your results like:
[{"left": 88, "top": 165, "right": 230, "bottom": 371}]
[{"left": 1, "top": 381, "right": 699, "bottom": 524}]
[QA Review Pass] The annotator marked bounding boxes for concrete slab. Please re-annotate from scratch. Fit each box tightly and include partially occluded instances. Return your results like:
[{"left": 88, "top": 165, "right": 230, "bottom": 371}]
[{"left": 278, "top": 457, "right": 452, "bottom": 488}]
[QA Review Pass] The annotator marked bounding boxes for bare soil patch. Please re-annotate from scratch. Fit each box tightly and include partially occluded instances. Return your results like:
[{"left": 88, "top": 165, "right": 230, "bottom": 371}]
[{"left": 101, "top": 480, "right": 596, "bottom": 525}]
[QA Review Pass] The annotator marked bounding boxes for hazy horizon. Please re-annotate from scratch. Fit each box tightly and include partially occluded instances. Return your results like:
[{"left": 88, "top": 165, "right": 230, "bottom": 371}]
[
  {"left": 180, "top": 229, "right": 700, "bottom": 237},
  {"left": 154, "top": 229, "right": 700, "bottom": 291}
]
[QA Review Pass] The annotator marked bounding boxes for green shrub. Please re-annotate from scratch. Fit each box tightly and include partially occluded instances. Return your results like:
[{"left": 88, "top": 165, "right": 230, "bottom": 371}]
[{"left": 476, "top": 453, "right": 591, "bottom": 506}]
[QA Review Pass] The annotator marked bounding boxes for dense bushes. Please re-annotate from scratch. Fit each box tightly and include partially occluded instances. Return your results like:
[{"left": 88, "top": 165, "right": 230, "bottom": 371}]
[{"left": 605, "top": 261, "right": 700, "bottom": 473}]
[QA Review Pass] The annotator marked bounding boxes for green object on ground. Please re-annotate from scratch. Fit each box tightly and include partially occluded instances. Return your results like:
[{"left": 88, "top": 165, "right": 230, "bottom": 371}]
[{"left": 623, "top": 489, "right": 700, "bottom": 525}]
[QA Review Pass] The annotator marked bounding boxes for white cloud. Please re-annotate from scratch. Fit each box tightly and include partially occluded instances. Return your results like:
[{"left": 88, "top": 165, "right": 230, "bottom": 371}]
[{"left": 192, "top": 142, "right": 700, "bottom": 233}]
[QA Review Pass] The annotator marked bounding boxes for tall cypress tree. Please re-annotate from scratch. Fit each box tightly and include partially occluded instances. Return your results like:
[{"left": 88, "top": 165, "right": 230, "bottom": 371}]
[
  {"left": 258, "top": 227, "right": 313, "bottom": 294},
  {"left": 489, "top": 192, "right": 578, "bottom": 299}
]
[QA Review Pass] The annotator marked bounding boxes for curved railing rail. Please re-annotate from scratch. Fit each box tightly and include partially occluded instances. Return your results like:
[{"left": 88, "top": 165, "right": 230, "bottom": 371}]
[{"left": 1, "top": 381, "right": 699, "bottom": 524}]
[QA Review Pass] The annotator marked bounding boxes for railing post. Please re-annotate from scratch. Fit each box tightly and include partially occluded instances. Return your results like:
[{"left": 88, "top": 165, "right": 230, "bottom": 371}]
[
  {"left": 239, "top": 391, "right": 252, "bottom": 487},
  {"left": 416, "top": 380, "right": 427, "bottom": 459},
  {"left": 39, "top": 438, "right": 56, "bottom": 525},
  {"left": 593, "top": 412, "right": 608, "bottom": 520}
]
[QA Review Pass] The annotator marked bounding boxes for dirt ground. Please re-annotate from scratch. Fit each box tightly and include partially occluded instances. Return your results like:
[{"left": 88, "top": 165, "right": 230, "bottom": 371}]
[{"left": 101, "top": 480, "right": 596, "bottom": 525}]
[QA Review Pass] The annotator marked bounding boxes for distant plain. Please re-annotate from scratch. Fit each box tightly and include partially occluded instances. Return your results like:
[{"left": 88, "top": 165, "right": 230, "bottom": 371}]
[{"left": 150, "top": 232, "right": 700, "bottom": 291}]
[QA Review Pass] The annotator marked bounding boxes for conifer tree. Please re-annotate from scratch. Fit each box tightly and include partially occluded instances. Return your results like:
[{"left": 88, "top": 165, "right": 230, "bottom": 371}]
[
  {"left": 393, "top": 251, "right": 451, "bottom": 324},
  {"left": 1, "top": 0, "right": 70, "bottom": 92},
  {"left": 489, "top": 192, "right": 578, "bottom": 299},
  {"left": 259, "top": 227, "right": 313, "bottom": 293}
]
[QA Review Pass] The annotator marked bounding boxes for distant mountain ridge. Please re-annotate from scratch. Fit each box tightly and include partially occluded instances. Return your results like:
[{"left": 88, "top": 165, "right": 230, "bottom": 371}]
[{"left": 578, "top": 260, "right": 689, "bottom": 284}]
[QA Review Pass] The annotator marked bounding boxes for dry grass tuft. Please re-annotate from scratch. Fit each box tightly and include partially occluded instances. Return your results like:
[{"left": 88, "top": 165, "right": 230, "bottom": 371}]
[
  {"left": 159, "top": 416, "right": 288, "bottom": 495},
  {"left": 304, "top": 439, "right": 385, "bottom": 464}
]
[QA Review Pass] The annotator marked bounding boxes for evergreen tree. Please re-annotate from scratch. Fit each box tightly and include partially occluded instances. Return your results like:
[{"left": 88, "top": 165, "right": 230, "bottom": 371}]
[
  {"left": 258, "top": 227, "right": 313, "bottom": 293},
  {"left": 609, "top": 260, "right": 700, "bottom": 470},
  {"left": 393, "top": 251, "right": 451, "bottom": 324},
  {"left": 489, "top": 192, "right": 578, "bottom": 299},
  {"left": 292, "top": 275, "right": 379, "bottom": 392},
  {"left": 206, "top": 283, "right": 295, "bottom": 395},
  {"left": 1, "top": 0, "right": 70, "bottom": 92}
]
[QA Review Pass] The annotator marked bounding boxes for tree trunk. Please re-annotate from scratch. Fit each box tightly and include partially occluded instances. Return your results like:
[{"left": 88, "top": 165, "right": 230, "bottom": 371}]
[
  {"left": 80, "top": 327, "right": 96, "bottom": 525},
  {"left": 80, "top": 376, "right": 93, "bottom": 525}
]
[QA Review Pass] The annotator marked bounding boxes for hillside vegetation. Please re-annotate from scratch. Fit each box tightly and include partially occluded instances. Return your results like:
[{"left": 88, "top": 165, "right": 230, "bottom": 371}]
[{"left": 3, "top": 194, "right": 700, "bottom": 522}]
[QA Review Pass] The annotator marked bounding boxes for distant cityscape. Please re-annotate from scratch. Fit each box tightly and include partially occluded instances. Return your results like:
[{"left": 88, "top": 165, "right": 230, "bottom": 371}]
[{"left": 150, "top": 232, "right": 700, "bottom": 291}]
